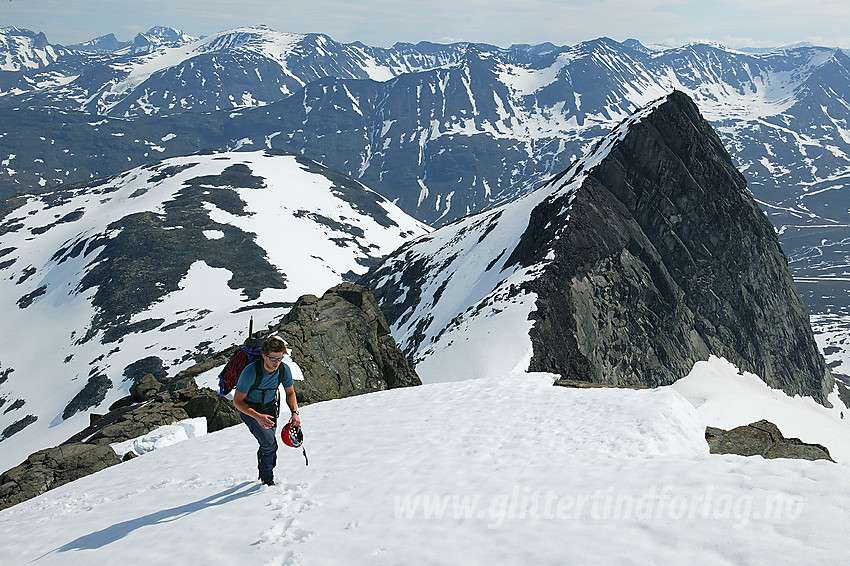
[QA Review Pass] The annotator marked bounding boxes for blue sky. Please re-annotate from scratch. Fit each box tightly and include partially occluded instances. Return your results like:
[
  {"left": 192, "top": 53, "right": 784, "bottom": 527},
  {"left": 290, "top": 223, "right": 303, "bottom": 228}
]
[{"left": 3, "top": 0, "right": 849, "bottom": 49}]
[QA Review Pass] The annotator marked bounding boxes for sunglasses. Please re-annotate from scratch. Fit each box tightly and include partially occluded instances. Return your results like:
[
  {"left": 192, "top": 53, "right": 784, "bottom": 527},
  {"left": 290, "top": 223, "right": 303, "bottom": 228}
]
[{"left": 266, "top": 355, "right": 285, "bottom": 362}]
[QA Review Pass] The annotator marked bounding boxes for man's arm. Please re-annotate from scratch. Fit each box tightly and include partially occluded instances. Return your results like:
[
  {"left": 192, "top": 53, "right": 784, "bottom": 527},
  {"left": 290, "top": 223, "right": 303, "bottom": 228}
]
[
  {"left": 233, "top": 391, "right": 276, "bottom": 429},
  {"left": 284, "top": 385, "right": 301, "bottom": 426}
]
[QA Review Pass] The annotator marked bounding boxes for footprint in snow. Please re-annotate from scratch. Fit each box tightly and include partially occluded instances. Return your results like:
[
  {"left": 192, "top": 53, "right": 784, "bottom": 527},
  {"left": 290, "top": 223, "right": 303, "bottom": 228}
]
[{"left": 258, "top": 481, "right": 314, "bottom": 549}]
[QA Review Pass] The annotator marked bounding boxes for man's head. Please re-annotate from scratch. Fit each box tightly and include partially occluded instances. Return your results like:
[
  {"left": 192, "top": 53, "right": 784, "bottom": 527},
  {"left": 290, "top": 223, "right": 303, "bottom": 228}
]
[{"left": 261, "top": 335, "right": 288, "bottom": 357}]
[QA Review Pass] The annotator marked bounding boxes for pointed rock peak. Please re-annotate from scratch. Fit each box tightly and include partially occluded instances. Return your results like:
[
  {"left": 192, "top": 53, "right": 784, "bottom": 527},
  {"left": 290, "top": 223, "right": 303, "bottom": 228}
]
[
  {"left": 32, "top": 32, "right": 50, "bottom": 49},
  {"left": 525, "top": 90, "right": 832, "bottom": 403}
]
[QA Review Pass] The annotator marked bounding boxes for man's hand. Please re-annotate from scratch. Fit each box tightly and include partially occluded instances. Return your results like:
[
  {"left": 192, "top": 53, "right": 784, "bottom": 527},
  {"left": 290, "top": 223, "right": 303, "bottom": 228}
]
[
  {"left": 288, "top": 412, "right": 301, "bottom": 427},
  {"left": 255, "top": 413, "right": 276, "bottom": 429}
]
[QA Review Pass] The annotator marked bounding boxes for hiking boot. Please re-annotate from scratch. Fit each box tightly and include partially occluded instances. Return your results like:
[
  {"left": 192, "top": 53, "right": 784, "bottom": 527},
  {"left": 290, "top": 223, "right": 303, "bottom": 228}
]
[{"left": 261, "top": 474, "right": 275, "bottom": 486}]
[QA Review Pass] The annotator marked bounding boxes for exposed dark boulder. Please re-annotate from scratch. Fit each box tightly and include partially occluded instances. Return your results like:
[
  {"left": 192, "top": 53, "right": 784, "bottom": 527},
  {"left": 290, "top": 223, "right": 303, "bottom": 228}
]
[
  {"left": 0, "top": 443, "right": 120, "bottom": 510},
  {"left": 130, "top": 373, "right": 163, "bottom": 402},
  {"left": 154, "top": 373, "right": 200, "bottom": 403},
  {"left": 266, "top": 282, "right": 421, "bottom": 403},
  {"left": 706, "top": 420, "right": 834, "bottom": 462},
  {"left": 83, "top": 403, "right": 189, "bottom": 446},
  {"left": 108, "top": 395, "right": 135, "bottom": 411},
  {"left": 182, "top": 388, "right": 241, "bottom": 432}
]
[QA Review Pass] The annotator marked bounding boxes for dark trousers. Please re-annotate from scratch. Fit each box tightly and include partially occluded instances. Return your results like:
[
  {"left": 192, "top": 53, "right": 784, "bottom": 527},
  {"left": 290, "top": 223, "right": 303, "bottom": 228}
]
[{"left": 240, "top": 401, "right": 278, "bottom": 480}]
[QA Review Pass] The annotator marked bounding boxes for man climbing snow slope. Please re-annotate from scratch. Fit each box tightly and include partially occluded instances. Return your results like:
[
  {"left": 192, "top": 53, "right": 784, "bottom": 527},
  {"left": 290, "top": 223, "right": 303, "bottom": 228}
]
[{"left": 232, "top": 335, "right": 301, "bottom": 486}]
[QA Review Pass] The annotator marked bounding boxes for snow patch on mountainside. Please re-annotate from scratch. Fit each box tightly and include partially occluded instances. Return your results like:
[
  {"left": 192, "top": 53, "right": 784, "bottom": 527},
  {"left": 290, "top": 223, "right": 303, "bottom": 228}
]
[{"left": 0, "top": 150, "right": 428, "bottom": 472}]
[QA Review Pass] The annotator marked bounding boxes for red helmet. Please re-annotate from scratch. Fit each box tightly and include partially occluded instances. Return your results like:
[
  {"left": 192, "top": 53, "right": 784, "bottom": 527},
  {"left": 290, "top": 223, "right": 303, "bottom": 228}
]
[{"left": 282, "top": 422, "right": 303, "bottom": 448}]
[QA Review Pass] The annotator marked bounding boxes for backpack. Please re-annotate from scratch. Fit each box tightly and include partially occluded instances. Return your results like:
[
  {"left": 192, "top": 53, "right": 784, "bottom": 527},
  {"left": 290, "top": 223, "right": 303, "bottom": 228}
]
[
  {"left": 218, "top": 339, "right": 263, "bottom": 396},
  {"left": 218, "top": 318, "right": 264, "bottom": 396}
]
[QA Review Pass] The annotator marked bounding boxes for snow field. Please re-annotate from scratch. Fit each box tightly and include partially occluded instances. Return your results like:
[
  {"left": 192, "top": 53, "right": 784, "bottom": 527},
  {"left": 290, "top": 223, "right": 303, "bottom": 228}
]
[
  {"left": 673, "top": 356, "right": 850, "bottom": 462},
  {"left": 2, "top": 367, "right": 849, "bottom": 565}
]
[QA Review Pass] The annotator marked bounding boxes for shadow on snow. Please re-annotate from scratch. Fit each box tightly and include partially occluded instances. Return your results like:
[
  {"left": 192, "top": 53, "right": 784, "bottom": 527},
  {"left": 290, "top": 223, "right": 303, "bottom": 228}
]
[{"left": 50, "top": 481, "right": 260, "bottom": 554}]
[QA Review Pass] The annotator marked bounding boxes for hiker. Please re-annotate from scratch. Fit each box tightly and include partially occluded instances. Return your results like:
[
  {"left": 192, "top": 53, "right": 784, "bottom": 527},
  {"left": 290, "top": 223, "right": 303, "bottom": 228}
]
[{"left": 232, "top": 335, "right": 301, "bottom": 486}]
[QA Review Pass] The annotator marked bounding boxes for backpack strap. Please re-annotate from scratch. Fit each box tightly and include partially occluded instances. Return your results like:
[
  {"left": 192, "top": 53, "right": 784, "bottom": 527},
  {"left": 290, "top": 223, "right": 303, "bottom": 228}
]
[{"left": 247, "top": 357, "right": 265, "bottom": 399}]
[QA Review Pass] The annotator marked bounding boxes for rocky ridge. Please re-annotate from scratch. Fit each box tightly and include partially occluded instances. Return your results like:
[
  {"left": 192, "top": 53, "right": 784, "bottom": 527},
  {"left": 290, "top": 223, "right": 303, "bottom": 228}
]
[{"left": 363, "top": 91, "right": 833, "bottom": 404}]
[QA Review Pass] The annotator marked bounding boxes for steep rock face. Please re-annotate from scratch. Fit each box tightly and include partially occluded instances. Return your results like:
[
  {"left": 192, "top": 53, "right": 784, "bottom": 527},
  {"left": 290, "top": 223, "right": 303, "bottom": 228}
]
[{"left": 524, "top": 91, "right": 833, "bottom": 402}]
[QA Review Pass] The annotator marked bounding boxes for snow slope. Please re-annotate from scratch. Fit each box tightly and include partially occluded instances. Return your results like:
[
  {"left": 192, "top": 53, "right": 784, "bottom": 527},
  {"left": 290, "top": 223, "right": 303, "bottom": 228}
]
[
  {"left": 673, "top": 356, "right": 850, "bottom": 462},
  {"left": 1, "top": 363, "right": 848, "bottom": 565}
]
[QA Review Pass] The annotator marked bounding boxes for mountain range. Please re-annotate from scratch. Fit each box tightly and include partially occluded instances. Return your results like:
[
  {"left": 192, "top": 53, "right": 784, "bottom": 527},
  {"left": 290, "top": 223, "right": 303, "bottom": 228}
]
[
  {"left": 0, "top": 25, "right": 849, "bottom": 472},
  {"left": 1, "top": 26, "right": 847, "bottom": 336}
]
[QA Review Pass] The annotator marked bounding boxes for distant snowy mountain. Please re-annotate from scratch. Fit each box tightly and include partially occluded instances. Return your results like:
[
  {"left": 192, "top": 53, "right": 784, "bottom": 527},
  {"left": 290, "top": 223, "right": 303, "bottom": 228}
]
[
  {"left": 0, "top": 26, "right": 468, "bottom": 117},
  {"left": 67, "top": 27, "right": 196, "bottom": 55},
  {"left": 0, "top": 149, "right": 428, "bottom": 472},
  {"left": 0, "top": 27, "right": 63, "bottom": 72},
  {"left": 67, "top": 33, "right": 126, "bottom": 54},
  {"left": 127, "top": 26, "right": 197, "bottom": 55}
]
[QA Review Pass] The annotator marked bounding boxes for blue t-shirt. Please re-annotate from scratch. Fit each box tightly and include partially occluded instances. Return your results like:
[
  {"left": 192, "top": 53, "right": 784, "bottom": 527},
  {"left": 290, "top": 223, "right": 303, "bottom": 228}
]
[{"left": 235, "top": 360, "right": 294, "bottom": 406}]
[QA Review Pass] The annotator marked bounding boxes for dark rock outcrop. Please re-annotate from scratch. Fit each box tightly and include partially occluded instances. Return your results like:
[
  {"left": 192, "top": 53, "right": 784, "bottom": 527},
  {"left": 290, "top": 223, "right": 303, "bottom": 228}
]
[
  {"left": 67, "top": 372, "right": 241, "bottom": 447},
  {"left": 178, "top": 283, "right": 420, "bottom": 404},
  {"left": 0, "top": 369, "right": 236, "bottom": 510},
  {"left": 130, "top": 373, "right": 163, "bottom": 402},
  {"left": 0, "top": 443, "right": 121, "bottom": 510},
  {"left": 83, "top": 403, "right": 190, "bottom": 446},
  {"left": 523, "top": 91, "right": 833, "bottom": 402},
  {"left": 182, "top": 389, "right": 242, "bottom": 433},
  {"left": 0, "top": 414, "right": 37, "bottom": 440},
  {"left": 61, "top": 373, "right": 112, "bottom": 419},
  {"left": 706, "top": 420, "right": 834, "bottom": 461},
  {"left": 268, "top": 282, "right": 420, "bottom": 403}
]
